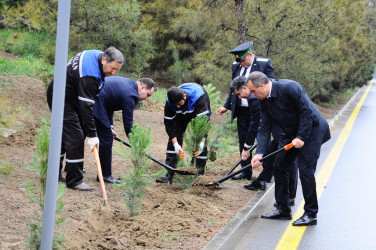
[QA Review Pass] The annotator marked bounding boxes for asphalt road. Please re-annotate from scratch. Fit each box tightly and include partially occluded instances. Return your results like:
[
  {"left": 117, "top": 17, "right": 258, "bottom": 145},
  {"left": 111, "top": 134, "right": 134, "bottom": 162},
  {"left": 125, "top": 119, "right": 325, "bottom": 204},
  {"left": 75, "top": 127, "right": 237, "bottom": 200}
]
[{"left": 205, "top": 77, "right": 376, "bottom": 250}]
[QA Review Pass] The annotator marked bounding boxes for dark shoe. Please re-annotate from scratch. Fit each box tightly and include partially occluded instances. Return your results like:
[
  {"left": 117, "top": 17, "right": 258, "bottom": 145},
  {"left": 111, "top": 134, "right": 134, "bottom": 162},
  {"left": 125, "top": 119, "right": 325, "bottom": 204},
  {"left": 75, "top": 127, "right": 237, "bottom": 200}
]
[
  {"left": 244, "top": 180, "right": 266, "bottom": 190},
  {"left": 274, "top": 198, "right": 295, "bottom": 207},
  {"left": 292, "top": 214, "right": 317, "bottom": 226},
  {"left": 261, "top": 209, "right": 292, "bottom": 220},
  {"left": 232, "top": 172, "right": 251, "bottom": 180},
  {"left": 70, "top": 182, "right": 94, "bottom": 191},
  {"left": 156, "top": 173, "right": 173, "bottom": 184},
  {"left": 97, "top": 175, "right": 121, "bottom": 184}
]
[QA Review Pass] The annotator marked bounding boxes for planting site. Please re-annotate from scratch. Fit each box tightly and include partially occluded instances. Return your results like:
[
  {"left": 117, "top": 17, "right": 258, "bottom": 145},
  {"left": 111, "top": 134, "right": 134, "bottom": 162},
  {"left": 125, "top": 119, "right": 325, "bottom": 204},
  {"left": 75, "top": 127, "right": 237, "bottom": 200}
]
[{"left": 0, "top": 50, "right": 343, "bottom": 249}]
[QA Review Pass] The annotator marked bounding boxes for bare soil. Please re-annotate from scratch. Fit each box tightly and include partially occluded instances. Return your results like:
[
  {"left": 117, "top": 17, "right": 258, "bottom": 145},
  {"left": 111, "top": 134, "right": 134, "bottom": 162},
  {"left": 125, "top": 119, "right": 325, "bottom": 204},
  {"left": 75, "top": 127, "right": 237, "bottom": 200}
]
[{"left": 0, "top": 53, "right": 346, "bottom": 249}]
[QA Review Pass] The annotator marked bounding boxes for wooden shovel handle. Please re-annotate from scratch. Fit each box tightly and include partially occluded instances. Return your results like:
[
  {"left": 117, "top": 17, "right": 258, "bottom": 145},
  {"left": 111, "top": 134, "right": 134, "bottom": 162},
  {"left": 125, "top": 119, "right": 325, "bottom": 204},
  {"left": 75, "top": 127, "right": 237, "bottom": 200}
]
[{"left": 93, "top": 146, "right": 108, "bottom": 205}]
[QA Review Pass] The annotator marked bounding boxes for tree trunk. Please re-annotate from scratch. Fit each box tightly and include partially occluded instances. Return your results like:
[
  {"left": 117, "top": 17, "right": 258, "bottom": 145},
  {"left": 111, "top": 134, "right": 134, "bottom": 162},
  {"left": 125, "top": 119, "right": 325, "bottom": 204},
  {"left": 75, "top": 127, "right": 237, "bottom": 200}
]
[{"left": 234, "top": 0, "right": 246, "bottom": 44}]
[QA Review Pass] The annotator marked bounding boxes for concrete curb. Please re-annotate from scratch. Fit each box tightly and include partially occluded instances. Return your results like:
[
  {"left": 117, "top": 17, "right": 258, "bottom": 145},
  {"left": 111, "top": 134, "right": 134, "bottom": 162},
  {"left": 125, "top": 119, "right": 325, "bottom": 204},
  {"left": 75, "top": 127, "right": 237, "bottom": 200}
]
[{"left": 203, "top": 83, "right": 368, "bottom": 250}]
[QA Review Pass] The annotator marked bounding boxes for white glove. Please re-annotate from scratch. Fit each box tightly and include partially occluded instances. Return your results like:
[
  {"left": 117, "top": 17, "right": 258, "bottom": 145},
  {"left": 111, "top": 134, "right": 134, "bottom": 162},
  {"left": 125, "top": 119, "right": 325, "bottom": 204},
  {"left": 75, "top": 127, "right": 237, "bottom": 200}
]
[
  {"left": 198, "top": 141, "right": 205, "bottom": 155},
  {"left": 87, "top": 137, "right": 99, "bottom": 150},
  {"left": 173, "top": 142, "right": 183, "bottom": 154}
]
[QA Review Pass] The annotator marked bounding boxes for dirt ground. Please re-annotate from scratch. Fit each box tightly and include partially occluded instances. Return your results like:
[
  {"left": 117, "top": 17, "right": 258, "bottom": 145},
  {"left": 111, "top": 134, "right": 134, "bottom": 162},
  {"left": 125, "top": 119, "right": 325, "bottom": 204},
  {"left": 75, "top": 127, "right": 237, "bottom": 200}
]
[{"left": 0, "top": 53, "right": 346, "bottom": 249}]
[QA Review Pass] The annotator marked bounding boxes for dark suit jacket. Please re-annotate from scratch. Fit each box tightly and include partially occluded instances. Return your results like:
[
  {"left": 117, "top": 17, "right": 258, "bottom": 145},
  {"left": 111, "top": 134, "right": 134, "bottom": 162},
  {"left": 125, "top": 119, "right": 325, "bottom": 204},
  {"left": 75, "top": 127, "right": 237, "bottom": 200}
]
[
  {"left": 243, "top": 95, "right": 260, "bottom": 146},
  {"left": 256, "top": 79, "right": 331, "bottom": 163},
  {"left": 223, "top": 56, "right": 275, "bottom": 122},
  {"left": 93, "top": 76, "right": 139, "bottom": 136}
]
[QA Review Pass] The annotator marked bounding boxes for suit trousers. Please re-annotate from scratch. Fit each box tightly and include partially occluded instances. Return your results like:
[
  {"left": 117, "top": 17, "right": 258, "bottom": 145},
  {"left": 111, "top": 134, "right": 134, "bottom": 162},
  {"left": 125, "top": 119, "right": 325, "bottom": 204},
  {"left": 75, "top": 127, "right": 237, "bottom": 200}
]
[
  {"left": 274, "top": 146, "right": 318, "bottom": 216},
  {"left": 236, "top": 107, "right": 252, "bottom": 177},
  {"left": 257, "top": 124, "right": 298, "bottom": 199},
  {"left": 95, "top": 119, "right": 114, "bottom": 177}
]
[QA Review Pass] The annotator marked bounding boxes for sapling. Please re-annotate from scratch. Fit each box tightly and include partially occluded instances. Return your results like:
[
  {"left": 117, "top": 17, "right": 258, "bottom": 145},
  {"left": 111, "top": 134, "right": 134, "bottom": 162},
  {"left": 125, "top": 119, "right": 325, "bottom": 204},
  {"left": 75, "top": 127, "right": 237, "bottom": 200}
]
[
  {"left": 183, "top": 115, "right": 211, "bottom": 174},
  {"left": 114, "top": 124, "right": 152, "bottom": 217},
  {"left": 26, "top": 119, "right": 66, "bottom": 249}
]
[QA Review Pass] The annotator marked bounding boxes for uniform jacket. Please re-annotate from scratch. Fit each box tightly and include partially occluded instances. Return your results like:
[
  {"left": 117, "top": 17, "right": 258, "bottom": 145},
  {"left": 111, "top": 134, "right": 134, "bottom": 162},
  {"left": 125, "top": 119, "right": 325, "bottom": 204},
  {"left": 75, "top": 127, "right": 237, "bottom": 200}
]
[
  {"left": 47, "top": 50, "right": 105, "bottom": 137},
  {"left": 164, "top": 83, "right": 211, "bottom": 140},
  {"left": 93, "top": 76, "right": 138, "bottom": 136},
  {"left": 223, "top": 56, "right": 275, "bottom": 122},
  {"left": 256, "top": 79, "right": 331, "bottom": 163}
]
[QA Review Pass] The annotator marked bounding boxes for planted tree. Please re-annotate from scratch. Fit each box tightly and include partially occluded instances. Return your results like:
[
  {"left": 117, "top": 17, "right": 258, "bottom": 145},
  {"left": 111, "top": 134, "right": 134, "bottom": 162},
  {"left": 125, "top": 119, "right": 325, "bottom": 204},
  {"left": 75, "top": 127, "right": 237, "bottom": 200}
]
[
  {"left": 26, "top": 119, "right": 66, "bottom": 249},
  {"left": 183, "top": 115, "right": 211, "bottom": 173},
  {"left": 114, "top": 124, "right": 152, "bottom": 217}
]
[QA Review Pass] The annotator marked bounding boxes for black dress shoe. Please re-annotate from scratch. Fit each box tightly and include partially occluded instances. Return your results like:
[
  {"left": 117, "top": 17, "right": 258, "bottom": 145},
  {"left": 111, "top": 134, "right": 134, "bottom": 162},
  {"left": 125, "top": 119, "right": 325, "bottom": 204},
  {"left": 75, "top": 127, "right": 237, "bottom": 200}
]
[
  {"left": 232, "top": 172, "right": 251, "bottom": 180},
  {"left": 97, "top": 175, "right": 121, "bottom": 184},
  {"left": 244, "top": 180, "right": 266, "bottom": 190},
  {"left": 292, "top": 214, "right": 317, "bottom": 226},
  {"left": 261, "top": 209, "right": 292, "bottom": 220},
  {"left": 274, "top": 198, "right": 295, "bottom": 207}
]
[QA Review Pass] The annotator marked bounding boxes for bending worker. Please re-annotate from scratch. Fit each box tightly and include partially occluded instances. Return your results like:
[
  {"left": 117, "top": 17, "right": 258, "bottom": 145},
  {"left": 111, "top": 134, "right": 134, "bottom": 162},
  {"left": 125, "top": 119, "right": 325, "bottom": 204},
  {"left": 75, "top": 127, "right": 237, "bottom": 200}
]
[
  {"left": 46, "top": 46, "right": 124, "bottom": 191},
  {"left": 156, "top": 83, "right": 211, "bottom": 184},
  {"left": 93, "top": 76, "right": 156, "bottom": 183}
]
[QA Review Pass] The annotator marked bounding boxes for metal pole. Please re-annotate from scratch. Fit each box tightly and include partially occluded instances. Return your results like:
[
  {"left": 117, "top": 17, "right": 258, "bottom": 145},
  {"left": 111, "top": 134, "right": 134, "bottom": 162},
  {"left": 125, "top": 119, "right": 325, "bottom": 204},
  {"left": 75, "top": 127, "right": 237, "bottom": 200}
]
[{"left": 40, "top": 1, "right": 71, "bottom": 249}]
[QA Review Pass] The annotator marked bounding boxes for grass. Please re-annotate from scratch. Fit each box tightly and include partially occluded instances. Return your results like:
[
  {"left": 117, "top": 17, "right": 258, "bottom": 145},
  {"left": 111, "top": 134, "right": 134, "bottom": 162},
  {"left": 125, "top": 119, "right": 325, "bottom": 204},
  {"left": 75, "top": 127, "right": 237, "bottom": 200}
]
[
  {"left": 0, "top": 29, "right": 54, "bottom": 82},
  {"left": 0, "top": 159, "right": 15, "bottom": 175},
  {"left": 150, "top": 87, "right": 167, "bottom": 103}
]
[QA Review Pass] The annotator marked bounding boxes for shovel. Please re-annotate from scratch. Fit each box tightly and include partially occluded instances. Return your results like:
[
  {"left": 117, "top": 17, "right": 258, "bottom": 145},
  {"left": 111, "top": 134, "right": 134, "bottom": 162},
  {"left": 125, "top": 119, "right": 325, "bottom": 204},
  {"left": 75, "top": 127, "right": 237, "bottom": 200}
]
[
  {"left": 225, "top": 144, "right": 257, "bottom": 176},
  {"left": 205, "top": 143, "right": 294, "bottom": 186},
  {"left": 114, "top": 137, "right": 197, "bottom": 175},
  {"left": 93, "top": 146, "right": 108, "bottom": 206}
]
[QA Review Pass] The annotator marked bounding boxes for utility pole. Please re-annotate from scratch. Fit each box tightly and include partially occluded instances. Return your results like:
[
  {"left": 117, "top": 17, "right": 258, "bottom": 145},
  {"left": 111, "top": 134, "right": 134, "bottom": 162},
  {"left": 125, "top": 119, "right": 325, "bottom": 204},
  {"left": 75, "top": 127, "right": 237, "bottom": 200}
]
[{"left": 40, "top": 1, "right": 71, "bottom": 249}]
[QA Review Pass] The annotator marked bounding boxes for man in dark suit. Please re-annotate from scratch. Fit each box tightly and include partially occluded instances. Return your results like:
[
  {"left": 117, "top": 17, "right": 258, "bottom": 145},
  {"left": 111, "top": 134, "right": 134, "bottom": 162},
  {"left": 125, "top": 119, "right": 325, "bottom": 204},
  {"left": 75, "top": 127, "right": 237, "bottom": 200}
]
[
  {"left": 216, "top": 41, "right": 275, "bottom": 180},
  {"left": 248, "top": 72, "right": 331, "bottom": 226},
  {"left": 93, "top": 76, "right": 156, "bottom": 183}
]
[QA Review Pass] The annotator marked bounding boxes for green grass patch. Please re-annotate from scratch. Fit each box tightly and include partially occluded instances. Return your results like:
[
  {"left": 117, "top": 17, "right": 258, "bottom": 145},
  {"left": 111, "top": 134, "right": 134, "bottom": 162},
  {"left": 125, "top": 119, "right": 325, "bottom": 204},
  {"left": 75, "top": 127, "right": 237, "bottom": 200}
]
[
  {"left": 0, "top": 159, "right": 15, "bottom": 175},
  {"left": 150, "top": 87, "right": 167, "bottom": 103},
  {"left": 0, "top": 56, "right": 54, "bottom": 78}
]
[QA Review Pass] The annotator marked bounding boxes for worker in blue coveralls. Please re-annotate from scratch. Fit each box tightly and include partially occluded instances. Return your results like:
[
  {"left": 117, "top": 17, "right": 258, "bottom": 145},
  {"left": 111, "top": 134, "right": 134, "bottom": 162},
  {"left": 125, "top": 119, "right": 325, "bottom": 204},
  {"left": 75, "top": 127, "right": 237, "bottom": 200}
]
[
  {"left": 46, "top": 46, "right": 124, "bottom": 191},
  {"left": 156, "top": 83, "right": 211, "bottom": 184},
  {"left": 216, "top": 41, "right": 275, "bottom": 181},
  {"left": 93, "top": 76, "right": 156, "bottom": 183}
]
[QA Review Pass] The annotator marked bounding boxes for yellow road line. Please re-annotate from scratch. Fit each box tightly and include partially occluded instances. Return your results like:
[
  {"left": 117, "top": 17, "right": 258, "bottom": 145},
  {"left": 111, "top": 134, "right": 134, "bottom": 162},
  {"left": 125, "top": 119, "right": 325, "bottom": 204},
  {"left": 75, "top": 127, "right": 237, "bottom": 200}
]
[{"left": 275, "top": 82, "right": 373, "bottom": 250}]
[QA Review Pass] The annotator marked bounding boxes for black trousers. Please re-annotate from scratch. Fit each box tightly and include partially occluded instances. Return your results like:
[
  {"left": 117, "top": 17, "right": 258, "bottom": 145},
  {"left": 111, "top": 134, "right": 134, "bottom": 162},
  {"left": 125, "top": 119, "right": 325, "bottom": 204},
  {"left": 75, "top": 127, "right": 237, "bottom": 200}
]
[
  {"left": 165, "top": 121, "right": 208, "bottom": 177},
  {"left": 60, "top": 105, "right": 85, "bottom": 188},
  {"left": 257, "top": 124, "right": 298, "bottom": 200},
  {"left": 95, "top": 119, "right": 114, "bottom": 177},
  {"left": 274, "top": 145, "right": 318, "bottom": 216},
  {"left": 236, "top": 107, "right": 252, "bottom": 177}
]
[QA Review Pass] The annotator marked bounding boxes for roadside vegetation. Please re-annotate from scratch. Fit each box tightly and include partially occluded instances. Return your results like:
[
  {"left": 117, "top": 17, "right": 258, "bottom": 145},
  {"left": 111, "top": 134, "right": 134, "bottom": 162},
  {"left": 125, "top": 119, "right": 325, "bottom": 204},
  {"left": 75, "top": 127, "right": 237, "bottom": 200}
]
[{"left": 25, "top": 120, "right": 66, "bottom": 249}]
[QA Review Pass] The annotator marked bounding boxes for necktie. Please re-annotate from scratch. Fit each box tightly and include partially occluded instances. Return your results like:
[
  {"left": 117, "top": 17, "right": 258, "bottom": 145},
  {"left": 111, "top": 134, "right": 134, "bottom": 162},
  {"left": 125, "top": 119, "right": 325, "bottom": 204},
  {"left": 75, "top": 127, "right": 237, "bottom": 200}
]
[{"left": 242, "top": 68, "right": 247, "bottom": 76}]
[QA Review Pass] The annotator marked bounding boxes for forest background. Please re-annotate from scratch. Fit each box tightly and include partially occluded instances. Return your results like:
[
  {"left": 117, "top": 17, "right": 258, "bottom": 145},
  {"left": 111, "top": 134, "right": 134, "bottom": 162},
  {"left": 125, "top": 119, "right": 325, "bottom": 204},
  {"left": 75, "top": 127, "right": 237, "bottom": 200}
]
[{"left": 1, "top": 0, "right": 376, "bottom": 102}]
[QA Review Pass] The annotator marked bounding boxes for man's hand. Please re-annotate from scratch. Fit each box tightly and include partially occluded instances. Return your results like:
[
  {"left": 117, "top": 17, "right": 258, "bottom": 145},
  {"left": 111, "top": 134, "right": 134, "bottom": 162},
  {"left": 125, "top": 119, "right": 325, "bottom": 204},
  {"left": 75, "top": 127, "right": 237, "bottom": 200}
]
[
  {"left": 111, "top": 128, "right": 118, "bottom": 137},
  {"left": 216, "top": 107, "right": 228, "bottom": 115},
  {"left": 194, "top": 141, "right": 205, "bottom": 157},
  {"left": 173, "top": 142, "right": 184, "bottom": 159},
  {"left": 241, "top": 148, "right": 251, "bottom": 161},
  {"left": 251, "top": 154, "right": 263, "bottom": 168},
  {"left": 87, "top": 137, "right": 99, "bottom": 151},
  {"left": 292, "top": 138, "right": 304, "bottom": 148}
]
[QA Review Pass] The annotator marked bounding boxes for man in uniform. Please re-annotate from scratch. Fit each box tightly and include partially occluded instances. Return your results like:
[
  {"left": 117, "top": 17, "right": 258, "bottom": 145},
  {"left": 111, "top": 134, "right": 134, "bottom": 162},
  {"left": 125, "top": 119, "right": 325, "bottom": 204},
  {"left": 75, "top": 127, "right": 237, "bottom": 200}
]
[
  {"left": 216, "top": 41, "right": 275, "bottom": 180},
  {"left": 156, "top": 83, "right": 211, "bottom": 184},
  {"left": 93, "top": 76, "right": 156, "bottom": 183},
  {"left": 249, "top": 72, "right": 330, "bottom": 226},
  {"left": 46, "top": 46, "right": 124, "bottom": 191}
]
